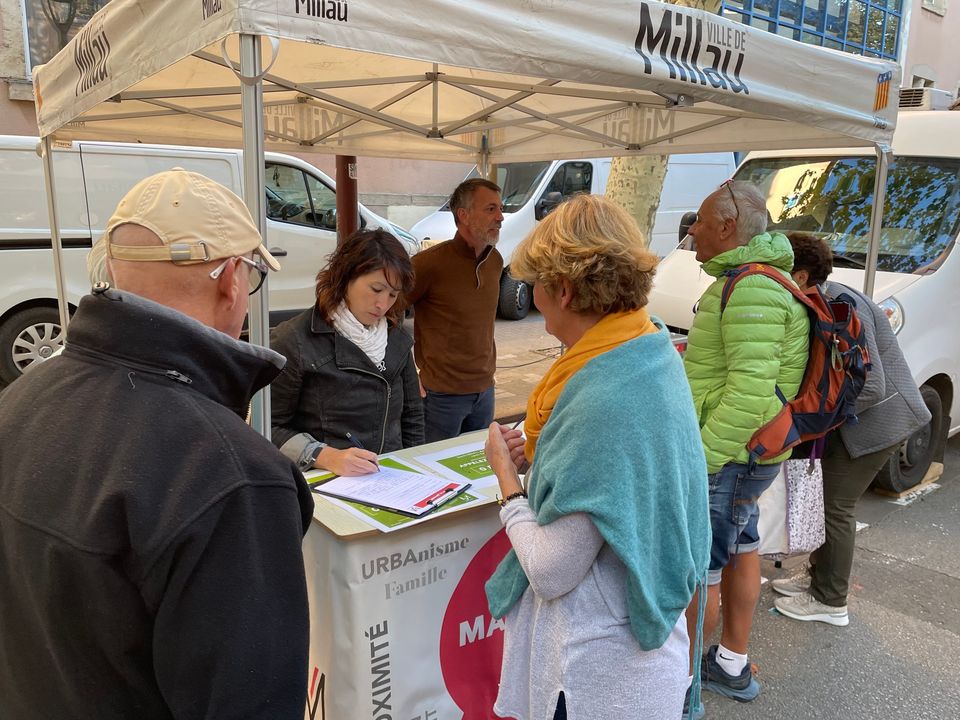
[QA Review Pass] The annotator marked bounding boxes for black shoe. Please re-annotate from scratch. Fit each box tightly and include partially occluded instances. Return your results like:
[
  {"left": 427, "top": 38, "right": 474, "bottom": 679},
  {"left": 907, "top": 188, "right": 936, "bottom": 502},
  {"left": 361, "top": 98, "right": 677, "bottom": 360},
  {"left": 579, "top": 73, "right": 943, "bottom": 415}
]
[{"left": 701, "top": 645, "right": 760, "bottom": 702}]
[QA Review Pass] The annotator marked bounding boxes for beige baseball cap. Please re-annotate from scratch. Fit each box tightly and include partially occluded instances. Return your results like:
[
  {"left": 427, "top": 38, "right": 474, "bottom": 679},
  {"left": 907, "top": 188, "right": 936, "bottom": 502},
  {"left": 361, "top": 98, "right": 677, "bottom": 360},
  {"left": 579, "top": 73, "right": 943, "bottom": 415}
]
[{"left": 104, "top": 168, "right": 280, "bottom": 271}]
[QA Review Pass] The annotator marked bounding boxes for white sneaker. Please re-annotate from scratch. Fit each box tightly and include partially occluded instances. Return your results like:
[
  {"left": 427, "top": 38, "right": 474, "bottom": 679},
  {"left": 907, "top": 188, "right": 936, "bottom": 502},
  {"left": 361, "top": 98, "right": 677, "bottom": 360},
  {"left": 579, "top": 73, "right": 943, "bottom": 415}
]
[
  {"left": 775, "top": 592, "right": 849, "bottom": 627},
  {"left": 771, "top": 574, "right": 811, "bottom": 597}
]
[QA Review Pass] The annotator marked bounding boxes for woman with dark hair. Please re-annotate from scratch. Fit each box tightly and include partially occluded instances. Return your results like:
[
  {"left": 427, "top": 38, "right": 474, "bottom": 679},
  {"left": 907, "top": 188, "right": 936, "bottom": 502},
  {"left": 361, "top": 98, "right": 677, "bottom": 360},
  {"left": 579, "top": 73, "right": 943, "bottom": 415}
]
[
  {"left": 271, "top": 229, "right": 424, "bottom": 476},
  {"left": 772, "top": 232, "right": 930, "bottom": 626}
]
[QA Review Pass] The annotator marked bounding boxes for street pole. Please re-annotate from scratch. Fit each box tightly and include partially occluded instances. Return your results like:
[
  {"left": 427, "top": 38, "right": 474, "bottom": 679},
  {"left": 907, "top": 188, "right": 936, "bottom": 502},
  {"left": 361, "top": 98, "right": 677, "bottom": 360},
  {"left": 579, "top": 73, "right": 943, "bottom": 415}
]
[{"left": 335, "top": 155, "right": 358, "bottom": 244}]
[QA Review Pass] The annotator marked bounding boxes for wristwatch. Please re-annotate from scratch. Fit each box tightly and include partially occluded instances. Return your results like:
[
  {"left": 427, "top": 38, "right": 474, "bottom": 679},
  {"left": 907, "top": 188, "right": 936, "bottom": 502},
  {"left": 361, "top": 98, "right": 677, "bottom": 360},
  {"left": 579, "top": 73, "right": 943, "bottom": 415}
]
[{"left": 308, "top": 442, "right": 327, "bottom": 468}]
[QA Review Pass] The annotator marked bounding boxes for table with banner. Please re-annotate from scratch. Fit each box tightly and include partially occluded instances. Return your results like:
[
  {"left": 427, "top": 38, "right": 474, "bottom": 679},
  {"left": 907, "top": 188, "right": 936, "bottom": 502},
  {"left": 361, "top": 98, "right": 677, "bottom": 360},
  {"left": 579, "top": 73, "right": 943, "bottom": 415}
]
[{"left": 301, "top": 430, "right": 515, "bottom": 720}]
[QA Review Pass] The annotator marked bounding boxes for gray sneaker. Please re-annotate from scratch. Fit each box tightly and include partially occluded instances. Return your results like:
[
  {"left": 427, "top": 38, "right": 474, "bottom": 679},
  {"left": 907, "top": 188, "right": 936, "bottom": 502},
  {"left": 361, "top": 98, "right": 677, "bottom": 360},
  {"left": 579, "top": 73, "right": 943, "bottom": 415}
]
[
  {"left": 771, "top": 574, "right": 811, "bottom": 597},
  {"left": 775, "top": 592, "right": 849, "bottom": 626}
]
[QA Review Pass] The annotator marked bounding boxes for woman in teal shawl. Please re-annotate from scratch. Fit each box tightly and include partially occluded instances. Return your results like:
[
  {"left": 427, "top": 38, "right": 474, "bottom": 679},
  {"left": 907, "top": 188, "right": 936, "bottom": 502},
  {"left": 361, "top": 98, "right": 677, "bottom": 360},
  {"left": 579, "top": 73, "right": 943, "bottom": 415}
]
[{"left": 484, "top": 194, "right": 710, "bottom": 720}]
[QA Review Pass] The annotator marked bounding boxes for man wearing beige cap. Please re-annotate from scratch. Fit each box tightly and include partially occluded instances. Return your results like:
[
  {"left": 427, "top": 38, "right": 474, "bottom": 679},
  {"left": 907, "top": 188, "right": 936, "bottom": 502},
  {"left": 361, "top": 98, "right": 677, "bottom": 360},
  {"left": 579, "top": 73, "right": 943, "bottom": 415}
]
[{"left": 0, "top": 169, "right": 314, "bottom": 719}]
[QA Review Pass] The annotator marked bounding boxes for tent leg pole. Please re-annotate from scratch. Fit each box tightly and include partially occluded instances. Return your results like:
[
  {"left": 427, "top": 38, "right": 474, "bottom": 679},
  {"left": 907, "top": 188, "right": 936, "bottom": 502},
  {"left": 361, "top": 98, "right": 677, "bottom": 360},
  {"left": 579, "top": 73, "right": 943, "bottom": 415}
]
[
  {"left": 41, "top": 136, "right": 71, "bottom": 334},
  {"left": 863, "top": 147, "right": 891, "bottom": 297},
  {"left": 240, "top": 33, "right": 271, "bottom": 438}
]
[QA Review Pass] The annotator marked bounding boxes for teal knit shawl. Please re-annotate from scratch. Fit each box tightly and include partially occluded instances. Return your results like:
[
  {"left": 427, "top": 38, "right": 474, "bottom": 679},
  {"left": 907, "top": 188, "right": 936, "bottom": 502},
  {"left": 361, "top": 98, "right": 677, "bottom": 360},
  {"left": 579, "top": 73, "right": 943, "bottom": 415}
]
[{"left": 485, "top": 325, "right": 710, "bottom": 651}]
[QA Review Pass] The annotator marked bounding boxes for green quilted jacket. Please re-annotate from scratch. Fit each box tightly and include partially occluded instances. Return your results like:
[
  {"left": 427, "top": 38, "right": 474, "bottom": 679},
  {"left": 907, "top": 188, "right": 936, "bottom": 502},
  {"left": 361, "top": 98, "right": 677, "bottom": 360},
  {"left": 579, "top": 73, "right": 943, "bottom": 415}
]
[{"left": 683, "top": 232, "right": 810, "bottom": 473}]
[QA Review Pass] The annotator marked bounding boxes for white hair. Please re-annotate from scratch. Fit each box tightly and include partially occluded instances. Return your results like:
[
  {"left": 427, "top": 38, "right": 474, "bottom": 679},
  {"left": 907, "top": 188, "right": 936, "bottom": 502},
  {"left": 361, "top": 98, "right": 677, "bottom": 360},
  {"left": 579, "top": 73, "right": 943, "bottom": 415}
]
[
  {"left": 86, "top": 237, "right": 111, "bottom": 285},
  {"left": 714, "top": 181, "right": 768, "bottom": 244}
]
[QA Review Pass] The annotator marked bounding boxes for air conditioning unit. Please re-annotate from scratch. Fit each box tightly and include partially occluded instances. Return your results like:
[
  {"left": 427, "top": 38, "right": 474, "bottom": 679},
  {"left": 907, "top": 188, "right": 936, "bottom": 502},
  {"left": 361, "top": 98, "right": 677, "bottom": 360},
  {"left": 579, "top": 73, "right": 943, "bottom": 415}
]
[{"left": 899, "top": 87, "right": 954, "bottom": 111}]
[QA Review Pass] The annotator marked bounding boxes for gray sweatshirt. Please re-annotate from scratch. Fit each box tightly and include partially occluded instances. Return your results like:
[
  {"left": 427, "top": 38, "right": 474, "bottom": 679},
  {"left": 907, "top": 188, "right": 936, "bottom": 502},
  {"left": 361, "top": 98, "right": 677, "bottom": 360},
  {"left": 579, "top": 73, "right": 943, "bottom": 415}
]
[{"left": 493, "top": 500, "right": 690, "bottom": 720}]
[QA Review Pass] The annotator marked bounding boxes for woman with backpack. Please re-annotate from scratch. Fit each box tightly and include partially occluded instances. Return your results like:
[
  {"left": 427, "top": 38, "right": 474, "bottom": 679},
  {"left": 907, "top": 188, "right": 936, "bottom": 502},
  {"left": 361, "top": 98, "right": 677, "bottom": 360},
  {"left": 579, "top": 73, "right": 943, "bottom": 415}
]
[{"left": 773, "top": 232, "right": 931, "bottom": 626}]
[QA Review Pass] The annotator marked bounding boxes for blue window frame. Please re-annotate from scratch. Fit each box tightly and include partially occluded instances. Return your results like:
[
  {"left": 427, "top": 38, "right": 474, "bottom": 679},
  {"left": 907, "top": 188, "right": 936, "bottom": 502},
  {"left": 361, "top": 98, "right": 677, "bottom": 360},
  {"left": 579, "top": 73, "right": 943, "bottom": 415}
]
[{"left": 720, "top": 0, "right": 902, "bottom": 60}]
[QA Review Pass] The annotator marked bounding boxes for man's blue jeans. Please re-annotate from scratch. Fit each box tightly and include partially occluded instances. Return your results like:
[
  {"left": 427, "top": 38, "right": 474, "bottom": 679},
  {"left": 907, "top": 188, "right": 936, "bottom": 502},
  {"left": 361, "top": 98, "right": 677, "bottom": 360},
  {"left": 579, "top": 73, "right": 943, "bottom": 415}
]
[
  {"left": 706, "top": 461, "right": 780, "bottom": 585},
  {"left": 423, "top": 386, "right": 495, "bottom": 443}
]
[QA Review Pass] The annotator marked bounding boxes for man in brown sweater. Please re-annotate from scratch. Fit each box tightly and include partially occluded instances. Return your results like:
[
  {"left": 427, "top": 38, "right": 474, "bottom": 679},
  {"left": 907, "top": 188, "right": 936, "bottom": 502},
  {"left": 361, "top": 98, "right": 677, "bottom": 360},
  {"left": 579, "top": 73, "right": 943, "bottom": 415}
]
[{"left": 407, "top": 178, "right": 504, "bottom": 442}]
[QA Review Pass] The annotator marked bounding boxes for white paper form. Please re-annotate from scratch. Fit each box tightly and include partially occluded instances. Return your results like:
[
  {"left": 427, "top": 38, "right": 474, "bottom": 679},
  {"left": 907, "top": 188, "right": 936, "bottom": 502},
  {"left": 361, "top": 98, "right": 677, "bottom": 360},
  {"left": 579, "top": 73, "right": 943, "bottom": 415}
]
[{"left": 314, "top": 466, "right": 470, "bottom": 517}]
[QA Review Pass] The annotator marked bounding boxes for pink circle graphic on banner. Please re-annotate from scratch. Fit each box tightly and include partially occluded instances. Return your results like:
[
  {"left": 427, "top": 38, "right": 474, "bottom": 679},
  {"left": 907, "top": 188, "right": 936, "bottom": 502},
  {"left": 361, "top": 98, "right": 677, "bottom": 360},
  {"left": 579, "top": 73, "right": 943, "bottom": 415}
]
[{"left": 439, "top": 527, "right": 513, "bottom": 720}]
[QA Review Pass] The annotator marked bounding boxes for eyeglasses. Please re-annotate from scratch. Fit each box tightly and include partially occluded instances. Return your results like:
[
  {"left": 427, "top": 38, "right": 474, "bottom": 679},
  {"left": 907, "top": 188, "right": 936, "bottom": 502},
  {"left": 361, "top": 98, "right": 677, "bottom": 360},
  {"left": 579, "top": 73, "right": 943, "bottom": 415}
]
[
  {"left": 209, "top": 254, "right": 269, "bottom": 295},
  {"left": 721, "top": 179, "right": 740, "bottom": 220}
]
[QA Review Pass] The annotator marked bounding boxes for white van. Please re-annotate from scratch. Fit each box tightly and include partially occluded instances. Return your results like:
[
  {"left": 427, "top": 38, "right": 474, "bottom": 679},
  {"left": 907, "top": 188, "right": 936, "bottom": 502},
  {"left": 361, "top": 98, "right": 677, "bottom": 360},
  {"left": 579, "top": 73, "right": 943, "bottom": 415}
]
[
  {"left": 410, "top": 153, "right": 736, "bottom": 319},
  {"left": 646, "top": 108, "right": 960, "bottom": 493},
  {"left": 0, "top": 136, "right": 419, "bottom": 384}
]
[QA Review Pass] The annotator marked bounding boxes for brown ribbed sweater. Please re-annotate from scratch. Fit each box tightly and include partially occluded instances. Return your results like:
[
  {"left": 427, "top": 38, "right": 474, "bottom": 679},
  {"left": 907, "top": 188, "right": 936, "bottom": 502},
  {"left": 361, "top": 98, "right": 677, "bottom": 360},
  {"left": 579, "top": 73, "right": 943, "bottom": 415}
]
[{"left": 407, "top": 234, "right": 503, "bottom": 394}]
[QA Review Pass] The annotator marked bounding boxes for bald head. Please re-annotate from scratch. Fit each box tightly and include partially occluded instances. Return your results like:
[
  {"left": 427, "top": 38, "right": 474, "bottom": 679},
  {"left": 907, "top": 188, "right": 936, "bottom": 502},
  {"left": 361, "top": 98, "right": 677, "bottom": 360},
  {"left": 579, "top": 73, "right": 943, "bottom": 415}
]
[{"left": 107, "top": 223, "right": 251, "bottom": 337}]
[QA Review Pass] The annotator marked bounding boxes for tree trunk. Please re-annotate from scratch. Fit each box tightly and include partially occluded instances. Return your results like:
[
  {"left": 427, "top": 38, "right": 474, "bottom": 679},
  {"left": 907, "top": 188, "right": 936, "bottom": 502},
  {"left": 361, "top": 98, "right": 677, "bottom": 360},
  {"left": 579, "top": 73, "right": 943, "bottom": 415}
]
[
  {"left": 604, "top": 155, "right": 670, "bottom": 246},
  {"left": 604, "top": 0, "right": 723, "bottom": 245}
]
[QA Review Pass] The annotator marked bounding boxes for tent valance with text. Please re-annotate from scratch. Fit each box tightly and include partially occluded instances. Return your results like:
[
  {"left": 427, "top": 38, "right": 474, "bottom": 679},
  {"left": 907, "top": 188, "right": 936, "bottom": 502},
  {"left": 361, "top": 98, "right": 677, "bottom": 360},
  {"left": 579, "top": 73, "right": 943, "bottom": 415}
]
[{"left": 34, "top": 0, "right": 899, "bottom": 162}]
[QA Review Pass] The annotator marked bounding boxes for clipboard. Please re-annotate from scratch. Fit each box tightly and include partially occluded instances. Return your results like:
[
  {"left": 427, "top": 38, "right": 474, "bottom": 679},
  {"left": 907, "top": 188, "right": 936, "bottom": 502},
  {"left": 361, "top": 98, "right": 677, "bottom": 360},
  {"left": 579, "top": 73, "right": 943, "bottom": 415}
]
[{"left": 312, "top": 466, "right": 472, "bottom": 518}]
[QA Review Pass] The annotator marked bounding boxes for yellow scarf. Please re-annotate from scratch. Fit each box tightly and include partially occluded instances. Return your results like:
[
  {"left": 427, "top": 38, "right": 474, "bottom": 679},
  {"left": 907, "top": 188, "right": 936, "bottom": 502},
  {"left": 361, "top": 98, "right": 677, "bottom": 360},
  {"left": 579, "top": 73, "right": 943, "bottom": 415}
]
[{"left": 524, "top": 308, "right": 658, "bottom": 461}]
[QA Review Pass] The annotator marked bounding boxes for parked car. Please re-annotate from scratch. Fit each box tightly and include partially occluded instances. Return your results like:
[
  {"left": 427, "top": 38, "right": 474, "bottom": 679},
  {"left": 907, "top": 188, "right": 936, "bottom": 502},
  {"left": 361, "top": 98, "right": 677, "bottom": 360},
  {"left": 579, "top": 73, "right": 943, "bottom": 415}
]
[
  {"left": 411, "top": 153, "right": 736, "bottom": 319},
  {"left": 0, "top": 136, "right": 419, "bottom": 384},
  {"left": 646, "top": 105, "right": 960, "bottom": 493}
]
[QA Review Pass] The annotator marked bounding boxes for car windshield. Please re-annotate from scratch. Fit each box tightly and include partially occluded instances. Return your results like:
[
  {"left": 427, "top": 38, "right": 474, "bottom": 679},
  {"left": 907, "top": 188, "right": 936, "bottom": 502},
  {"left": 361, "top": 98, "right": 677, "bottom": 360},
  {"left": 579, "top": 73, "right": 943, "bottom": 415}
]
[
  {"left": 439, "top": 161, "right": 551, "bottom": 213},
  {"left": 736, "top": 155, "right": 960, "bottom": 274}
]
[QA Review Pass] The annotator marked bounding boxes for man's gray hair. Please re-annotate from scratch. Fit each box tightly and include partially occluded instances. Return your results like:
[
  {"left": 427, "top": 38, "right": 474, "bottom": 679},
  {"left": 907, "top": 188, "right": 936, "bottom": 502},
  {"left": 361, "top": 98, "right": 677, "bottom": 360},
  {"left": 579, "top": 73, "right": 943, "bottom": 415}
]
[{"left": 715, "top": 181, "right": 768, "bottom": 245}]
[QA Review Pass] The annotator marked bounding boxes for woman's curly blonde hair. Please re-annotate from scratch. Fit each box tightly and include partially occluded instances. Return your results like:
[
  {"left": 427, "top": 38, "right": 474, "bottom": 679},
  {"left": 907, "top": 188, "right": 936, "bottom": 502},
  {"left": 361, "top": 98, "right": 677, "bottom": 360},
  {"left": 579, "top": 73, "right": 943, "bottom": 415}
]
[{"left": 510, "top": 194, "right": 658, "bottom": 315}]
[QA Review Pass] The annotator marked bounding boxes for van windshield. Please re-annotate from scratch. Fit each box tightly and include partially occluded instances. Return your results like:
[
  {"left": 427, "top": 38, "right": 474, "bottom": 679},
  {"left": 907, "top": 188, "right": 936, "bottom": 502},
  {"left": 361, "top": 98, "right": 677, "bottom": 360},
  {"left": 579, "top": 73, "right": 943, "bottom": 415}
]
[
  {"left": 442, "top": 161, "right": 552, "bottom": 213},
  {"left": 736, "top": 156, "right": 960, "bottom": 274},
  {"left": 495, "top": 161, "right": 551, "bottom": 212}
]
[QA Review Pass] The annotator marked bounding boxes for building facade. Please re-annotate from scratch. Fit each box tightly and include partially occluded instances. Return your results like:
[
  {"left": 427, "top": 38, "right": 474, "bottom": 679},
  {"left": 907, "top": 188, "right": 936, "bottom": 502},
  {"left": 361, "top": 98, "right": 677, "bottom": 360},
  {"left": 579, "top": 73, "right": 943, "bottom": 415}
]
[
  {"left": 721, "top": 0, "right": 903, "bottom": 59},
  {"left": 719, "top": 0, "right": 960, "bottom": 97},
  {"left": 903, "top": 0, "right": 960, "bottom": 95}
]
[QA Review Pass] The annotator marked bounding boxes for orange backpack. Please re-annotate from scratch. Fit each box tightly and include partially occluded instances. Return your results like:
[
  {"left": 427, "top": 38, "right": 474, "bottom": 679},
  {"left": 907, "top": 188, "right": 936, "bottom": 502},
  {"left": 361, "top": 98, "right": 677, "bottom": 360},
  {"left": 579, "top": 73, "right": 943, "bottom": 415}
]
[{"left": 720, "top": 264, "right": 871, "bottom": 462}]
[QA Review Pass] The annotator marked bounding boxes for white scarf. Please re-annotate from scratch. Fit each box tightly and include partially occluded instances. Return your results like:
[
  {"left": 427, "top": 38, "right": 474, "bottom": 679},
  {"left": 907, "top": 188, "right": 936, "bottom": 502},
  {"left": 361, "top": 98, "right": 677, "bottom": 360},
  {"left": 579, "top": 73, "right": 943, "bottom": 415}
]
[{"left": 331, "top": 301, "right": 389, "bottom": 371}]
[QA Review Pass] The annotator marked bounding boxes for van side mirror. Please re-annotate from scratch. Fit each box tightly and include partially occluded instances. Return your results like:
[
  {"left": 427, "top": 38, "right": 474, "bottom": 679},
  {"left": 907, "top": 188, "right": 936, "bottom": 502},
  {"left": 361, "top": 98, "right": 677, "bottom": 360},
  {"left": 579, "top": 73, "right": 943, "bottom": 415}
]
[
  {"left": 679, "top": 211, "right": 698, "bottom": 250},
  {"left": 535, "top": 191, "right": 563, "bottom": 221}
]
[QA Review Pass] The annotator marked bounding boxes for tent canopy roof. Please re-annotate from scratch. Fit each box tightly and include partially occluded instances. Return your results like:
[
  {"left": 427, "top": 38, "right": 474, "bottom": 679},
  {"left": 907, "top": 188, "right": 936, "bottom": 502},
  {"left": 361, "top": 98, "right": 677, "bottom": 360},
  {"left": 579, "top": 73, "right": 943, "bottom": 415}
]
[{"left": 34, "top": 0, "right": 899, "bottom": 163}]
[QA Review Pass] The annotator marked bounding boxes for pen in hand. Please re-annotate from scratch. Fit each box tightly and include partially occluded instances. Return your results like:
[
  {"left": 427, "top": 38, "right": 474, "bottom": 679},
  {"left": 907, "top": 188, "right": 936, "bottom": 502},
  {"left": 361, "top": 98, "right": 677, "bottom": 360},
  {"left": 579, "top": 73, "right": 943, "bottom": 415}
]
[{"left": 345, "top": 432, "right": 380, "bottom": 470}]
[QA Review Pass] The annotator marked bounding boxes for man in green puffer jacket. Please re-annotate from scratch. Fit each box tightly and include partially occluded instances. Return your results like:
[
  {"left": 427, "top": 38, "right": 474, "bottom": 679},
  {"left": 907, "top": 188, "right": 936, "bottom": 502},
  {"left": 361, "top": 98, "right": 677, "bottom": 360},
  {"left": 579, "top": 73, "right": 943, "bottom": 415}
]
[{"left": 682, "top": 181, "right": 809, "bottom": 711}]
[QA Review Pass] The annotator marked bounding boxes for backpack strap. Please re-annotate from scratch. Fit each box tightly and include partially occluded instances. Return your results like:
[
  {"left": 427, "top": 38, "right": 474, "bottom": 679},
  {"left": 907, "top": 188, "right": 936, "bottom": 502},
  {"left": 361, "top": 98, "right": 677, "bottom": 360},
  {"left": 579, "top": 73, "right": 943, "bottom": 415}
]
[{"left": 720, "top": 263, "right": 814, "bottom": 315}]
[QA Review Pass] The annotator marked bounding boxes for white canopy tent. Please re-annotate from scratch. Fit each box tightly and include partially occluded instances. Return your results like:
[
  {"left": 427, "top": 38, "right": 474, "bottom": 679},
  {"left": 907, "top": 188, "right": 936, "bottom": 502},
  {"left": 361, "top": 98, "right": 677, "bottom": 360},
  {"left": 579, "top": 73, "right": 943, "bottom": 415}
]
[
  {"left": 36, "top": 0, "right": 899, "bottom": 156},
  {"left": 33, "top": 0, "right": 900, "bottom": 433}
]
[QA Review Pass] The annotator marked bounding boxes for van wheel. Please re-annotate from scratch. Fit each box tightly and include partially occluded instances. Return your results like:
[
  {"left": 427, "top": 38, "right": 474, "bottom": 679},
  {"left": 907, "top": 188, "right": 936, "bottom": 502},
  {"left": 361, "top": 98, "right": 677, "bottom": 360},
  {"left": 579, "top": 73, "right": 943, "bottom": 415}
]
[
  {"left": 498, "top": 274, "right": 531, "bottom": 321},
  {"left": 0, "top": 307, "right": 65, "bottom": 385},
  {"left": 873, "top": 385, "right": 944, "bottom": 494}
]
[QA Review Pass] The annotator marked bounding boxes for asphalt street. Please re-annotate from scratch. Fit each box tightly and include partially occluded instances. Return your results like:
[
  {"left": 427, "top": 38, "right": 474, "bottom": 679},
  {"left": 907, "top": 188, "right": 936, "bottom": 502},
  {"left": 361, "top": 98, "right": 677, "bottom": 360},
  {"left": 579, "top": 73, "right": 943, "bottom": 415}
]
[{"left": 708, "top": 434, "right": 960, "bottom": 720}]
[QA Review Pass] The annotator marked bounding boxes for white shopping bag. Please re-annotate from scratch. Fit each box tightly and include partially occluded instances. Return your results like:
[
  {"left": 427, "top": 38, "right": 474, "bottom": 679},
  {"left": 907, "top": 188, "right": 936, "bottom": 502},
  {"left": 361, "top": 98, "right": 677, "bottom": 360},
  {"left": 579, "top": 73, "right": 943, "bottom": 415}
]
[
  {"left": 758, "top": 464, "right": 788, "bottom": 557},
  {"left": 758, "top": 460, "right": 825, "bottom": 559}
]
